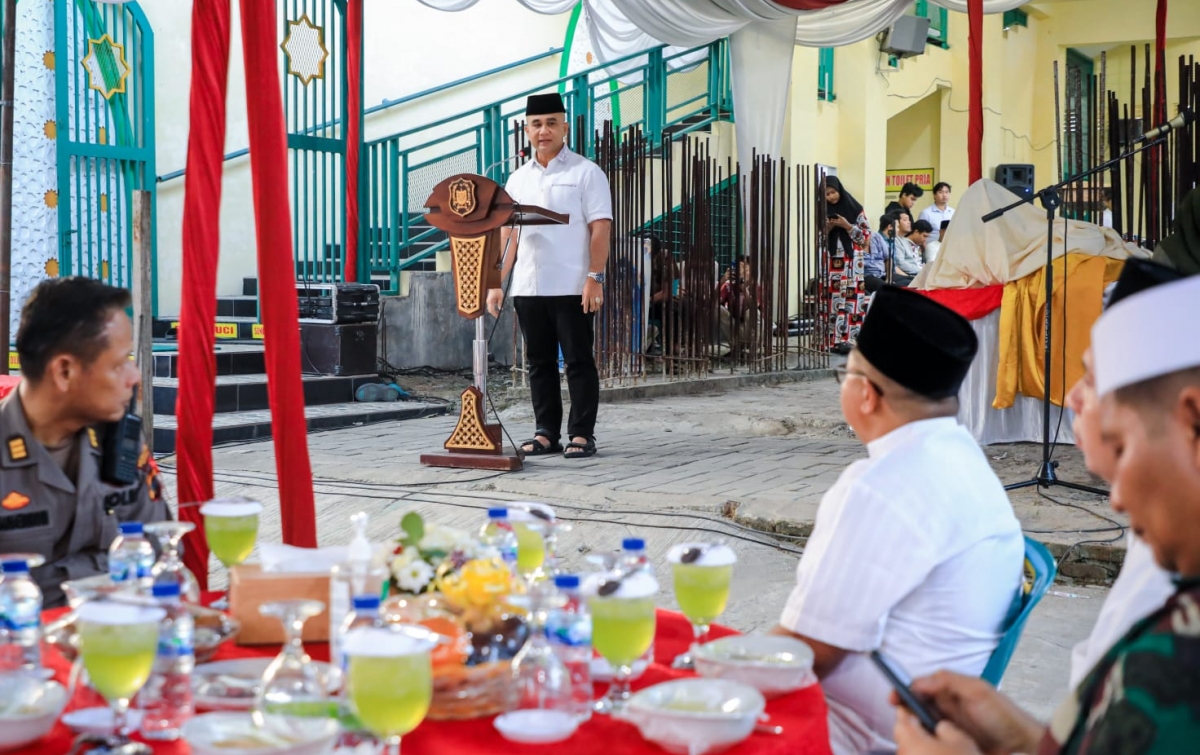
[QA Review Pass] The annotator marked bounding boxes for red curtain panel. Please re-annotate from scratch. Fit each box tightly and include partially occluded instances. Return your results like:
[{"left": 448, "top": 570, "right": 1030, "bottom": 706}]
[
  {"left": 968, "top": 0, "right": 983, "bottom": 184},
  {"left": 344, "top": 0, "right": 363, "bottom": 283}
]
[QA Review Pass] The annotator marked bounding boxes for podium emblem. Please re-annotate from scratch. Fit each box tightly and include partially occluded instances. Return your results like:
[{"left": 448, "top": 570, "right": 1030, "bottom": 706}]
[{"left": 448, "top": 177, "right": 477, "bottom": 217}]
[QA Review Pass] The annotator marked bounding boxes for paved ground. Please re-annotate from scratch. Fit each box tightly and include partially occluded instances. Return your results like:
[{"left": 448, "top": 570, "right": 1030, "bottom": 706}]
[{"left": 157, "top": 376, "right": 1118, "bottom": 722}]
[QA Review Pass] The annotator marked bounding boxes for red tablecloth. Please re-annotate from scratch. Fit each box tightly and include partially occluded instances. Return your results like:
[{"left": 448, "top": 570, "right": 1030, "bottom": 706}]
[
  {"left": 915, "top": 286, "right": 1004, "bottom": 321},
  {"left": 23, "top": 608, "right": 832, "bottom": 755}
]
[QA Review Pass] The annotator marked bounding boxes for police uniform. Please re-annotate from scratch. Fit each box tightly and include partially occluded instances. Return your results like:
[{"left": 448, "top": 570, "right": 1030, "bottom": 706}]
[{"left": 0, "top": 390, "right": 169, "bottom": 607}]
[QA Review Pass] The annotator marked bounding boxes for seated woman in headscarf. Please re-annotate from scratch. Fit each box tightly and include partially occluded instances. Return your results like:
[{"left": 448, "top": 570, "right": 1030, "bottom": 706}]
[{"left": 823, "top": 176, "right": 871, "bottom": 354}]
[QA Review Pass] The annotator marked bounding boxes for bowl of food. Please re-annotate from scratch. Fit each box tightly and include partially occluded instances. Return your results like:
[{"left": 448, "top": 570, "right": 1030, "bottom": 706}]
[
  {"left": 46, "top": 603, "right": 240, "bottom": 665},
  {"left": 182, "top": 712, "right": 339, "bottom": 755},
  {"left": 692, "top": 634, "right": 816, "bottom": 698},
  {"left": 620, "top": 678, "right": 765, "bottom": 755},
  {"left": 0, "top": 676, "right": 67, "bottom": 751}
]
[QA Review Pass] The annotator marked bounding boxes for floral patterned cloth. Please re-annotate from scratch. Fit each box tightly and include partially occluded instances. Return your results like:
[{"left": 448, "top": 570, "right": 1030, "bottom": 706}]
[{"left": 825, "top": 210, "right": 870, "bottom": 350}]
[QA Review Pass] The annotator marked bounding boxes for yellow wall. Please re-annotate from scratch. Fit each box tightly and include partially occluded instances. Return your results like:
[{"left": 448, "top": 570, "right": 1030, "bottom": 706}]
[{"left": 886, "top": 92, "right": 941, "bottom": 207}]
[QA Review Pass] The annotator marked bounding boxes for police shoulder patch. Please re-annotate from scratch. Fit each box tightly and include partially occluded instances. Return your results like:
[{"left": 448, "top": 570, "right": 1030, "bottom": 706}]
[
  {"left": 7, "top": 435, "right": 27, "bottom": 462},
  {"left": 87, "top": 428, "right": 99, "bottom": 449}
]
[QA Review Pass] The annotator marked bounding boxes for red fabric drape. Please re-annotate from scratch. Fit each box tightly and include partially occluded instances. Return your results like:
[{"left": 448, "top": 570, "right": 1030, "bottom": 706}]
[
  {"left": 176, "top": 0, "right": 233, "bottom": 589},
  {"left": 238, "top": 0, "right": 318, "bottom": 547},
  {"left": 917, "top": 286, "right": 1004, "bottom": 321},
  {"left": 967, "top": 0, "right": 983, "bottom": 184},
  {"left": 343, "top": 0, "right": 363, "bottom": 283}
]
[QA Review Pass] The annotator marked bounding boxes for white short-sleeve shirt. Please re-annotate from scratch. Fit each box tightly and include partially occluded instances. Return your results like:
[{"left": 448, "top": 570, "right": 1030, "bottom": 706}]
[
  {"left": 779, "top": 417, "right": 1024, "bottom": 755},
  {"left": 918, "top": 204, "right": 955, "bottom": 241},
  {"left": 504, "top": 146, "right": 613, "bottom": 298}
]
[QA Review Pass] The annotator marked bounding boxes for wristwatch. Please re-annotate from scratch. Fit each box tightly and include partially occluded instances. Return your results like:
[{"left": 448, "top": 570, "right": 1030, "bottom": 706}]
[{"left": 587, "top": 272, "right": 606, "bottom": 284}]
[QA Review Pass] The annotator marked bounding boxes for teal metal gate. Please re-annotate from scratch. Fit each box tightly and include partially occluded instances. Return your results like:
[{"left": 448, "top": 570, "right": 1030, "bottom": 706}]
[
  {"left": 281, "top": 0, "right": 363, "bottom": 285},
  {"left": 54, "top": 0, "right": 156, "bottom": 311}
]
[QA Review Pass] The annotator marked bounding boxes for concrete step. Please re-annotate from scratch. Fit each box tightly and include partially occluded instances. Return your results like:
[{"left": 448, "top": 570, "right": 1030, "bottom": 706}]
[
  {"left": 152, "top": 400, "right": 449, "bottom": 454},
  {"left": 153, "top": 345, "right": 266, "bottom": 379},
  {"left": 152, "top": 373, "right": 387, "bottom": 416}
]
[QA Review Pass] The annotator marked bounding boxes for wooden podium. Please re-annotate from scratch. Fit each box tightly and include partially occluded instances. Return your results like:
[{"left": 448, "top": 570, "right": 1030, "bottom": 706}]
[{"left": 418, "top": 173, "right": 568, "bottom": 471}]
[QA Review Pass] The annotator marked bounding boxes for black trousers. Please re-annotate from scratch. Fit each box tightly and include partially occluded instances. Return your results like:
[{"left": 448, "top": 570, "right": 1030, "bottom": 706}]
[{"left": 513, "top": 295, "right": 599, "bottom": 442}]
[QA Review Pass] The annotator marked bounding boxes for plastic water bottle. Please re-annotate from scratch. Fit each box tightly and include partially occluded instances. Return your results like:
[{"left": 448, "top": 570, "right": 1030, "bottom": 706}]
[
  {"left": 0, "top": 559, "right": 42, "bottom": 674},
  {"left": 334, "top": 595, "right": 385, "bottom": 672},
  {"left": 621, "top": 538, "right": 655, "bottom": 666},
  {"left": 545, "top": 574, "right": 593, "bottom": 722},
  {"left": 109, "top": 521, "right": 156, "bottom": 593},
  {"left": 140, "top": 582, "right": 195, "bottom": 740},
  {"left": 480, "top": 508, "right": 518, "bottom": 572}
]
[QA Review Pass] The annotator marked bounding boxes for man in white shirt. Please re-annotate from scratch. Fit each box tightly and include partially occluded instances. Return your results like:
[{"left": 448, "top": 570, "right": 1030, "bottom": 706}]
[
  {"left": 773, "top": 286, "right": 1024, "bottom": 755},
  {"left": 919, "top": 182, "right": 955, "bottom": 242},
  {"left": 892, "top": 212, "right": 923, "bottom": 279},
  {"left": 486, "top": 93, "right": 612, "bottom": 459},
  {"left": 1063, "top": 259, "right": 1181, "bottom": 689}
]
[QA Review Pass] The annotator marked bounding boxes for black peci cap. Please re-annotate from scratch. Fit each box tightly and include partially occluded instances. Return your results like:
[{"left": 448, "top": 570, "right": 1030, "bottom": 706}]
[
  {"left": 1107, "top": 258, "right": 1185, "bottom": 309},
  {"left": 856, "top": 286, "right": 978, "bottom": 399},
  {"left": 526, "top": 93, "right": 566, "bottom": 116}
]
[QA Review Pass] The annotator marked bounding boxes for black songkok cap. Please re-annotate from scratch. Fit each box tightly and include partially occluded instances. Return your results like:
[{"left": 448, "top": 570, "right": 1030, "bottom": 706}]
[
  {"left": 1107, "top": 258, "right": 1185, "bottom": 309},
  {"left": 526, "top": 93, "right": 566, "bottom": 116},
  {"left": 856, "top": 286, "right": 978, "bottom": 399}
]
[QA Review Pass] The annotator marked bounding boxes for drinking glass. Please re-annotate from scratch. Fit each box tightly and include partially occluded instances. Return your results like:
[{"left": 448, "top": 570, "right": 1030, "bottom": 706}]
[
  {"left": 507, "top": 591, "right": 572, "bottom": 714},
  {"left": 513, "top": 521, "right": 548, "bottom": 585},
  {"left": 343, "top": 624, "right": 439, "bottom": 755},
  {"left": 145, "top": 521, "right": 201, "bottom": 603},
  {"left": 589, "top": 576, "right": 657, "bottom": 715},
  {"left": 254, "top": 599, "right": 335, "bottom": 729},
  {"left": 75, "top": 599, "right": 165, "bottom": 754},
  {"left": 667, "top": 542, "right": 736, "bottom": 670},
  {"left": 200, "top": 498, "right": 262, "bottom": 605}
]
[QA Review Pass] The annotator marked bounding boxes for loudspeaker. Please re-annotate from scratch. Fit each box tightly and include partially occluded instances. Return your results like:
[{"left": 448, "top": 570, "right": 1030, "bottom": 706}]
[
  {"left": 881, "top": 16, "right": 931, "bottom": 59},
  {"left": 995, "top": 164, "right": 1035, "bottom": 200},
  {"left": 299, "top": 322, "right": 378, "bottom": 376}
]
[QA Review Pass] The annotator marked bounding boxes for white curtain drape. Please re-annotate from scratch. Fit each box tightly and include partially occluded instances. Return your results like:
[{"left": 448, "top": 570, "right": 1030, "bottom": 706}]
[
  {"left": 415, "top": 0, "right": 579, "bottom": 13},
  {"left": 730, "top": 17, "right": 798, "bottom": 167},
  {"left": 792, "top": 0, "right": 912, "bottom": 47}
]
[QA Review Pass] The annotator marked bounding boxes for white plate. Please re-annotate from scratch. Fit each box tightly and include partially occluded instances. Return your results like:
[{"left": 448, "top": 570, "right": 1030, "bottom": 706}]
[
  {"left": 494, "top": 709, "right": 578, "bottom": 744},
  {"left": 590, "top": 657, "right": 647, "bottom": 683},
  {"left": 62, "top": 706, "right": 143, "bottom": 736},
  {"left": 193, "top": 658, "right": 342, "bottom": 711}
]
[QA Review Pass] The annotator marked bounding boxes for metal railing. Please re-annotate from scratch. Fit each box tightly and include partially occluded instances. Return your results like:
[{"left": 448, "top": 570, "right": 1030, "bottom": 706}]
[{"left": 361, "top": 39, "right": 733, "bottom": 292}]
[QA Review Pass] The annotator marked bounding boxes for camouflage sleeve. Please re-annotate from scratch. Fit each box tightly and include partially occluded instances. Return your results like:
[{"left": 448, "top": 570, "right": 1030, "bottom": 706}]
[{"left": 1077, "top": 628, "right": 1200, "bottom": 755}]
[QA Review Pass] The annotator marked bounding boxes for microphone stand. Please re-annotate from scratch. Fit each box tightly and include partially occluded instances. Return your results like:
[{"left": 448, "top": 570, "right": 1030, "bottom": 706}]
[
  {"left": 983, "top": 135, "right": 1167, "bottom": 494},
  {"left": 886, "top": 227, "right": 896, "bottom": 285}
]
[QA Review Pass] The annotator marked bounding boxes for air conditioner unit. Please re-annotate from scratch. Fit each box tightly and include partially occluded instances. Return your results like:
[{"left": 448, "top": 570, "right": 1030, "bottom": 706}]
[{"left": 881, "top": 16, "right": 932, "bottom": 59}]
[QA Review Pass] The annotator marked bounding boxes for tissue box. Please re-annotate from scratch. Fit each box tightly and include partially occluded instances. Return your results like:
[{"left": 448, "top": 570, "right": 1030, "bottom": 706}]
[{"left": 228, "top": 564, "right": 331, "bottom": 645}]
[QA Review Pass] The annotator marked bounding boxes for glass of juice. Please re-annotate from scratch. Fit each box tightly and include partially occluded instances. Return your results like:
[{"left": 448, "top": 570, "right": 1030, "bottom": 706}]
[
  {"left": 513, "top": 520, "right": 547, "bottom": 584},
  {"left": 667, "top": 542, "right": 736, "bottom": 670},
  {"left": 588, "top": 571, "right": 658, "bottom": 715},
  {"left": 76, "top": 599, "right": 165, "bottom": 752},
  {"left": 200, "top": 498, "right": 262, "bottom": 604},
  {"left": 343, "top": 624, "right": 439, "bottom": 755}
]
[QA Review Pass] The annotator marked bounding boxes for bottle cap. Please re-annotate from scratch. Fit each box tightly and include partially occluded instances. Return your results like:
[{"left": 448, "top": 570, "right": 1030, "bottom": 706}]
[
  {"left": 622, "top": 537, "right": 646, "bottom": 551},
  {"left": 152, "top": 582, "right": 181, "bottom": 598},
  {"left": 554, "top": 574, "right": 580, "bottom": 590},
  {"left": 487, "top": 507, "right": 508, "bottom": 519},
  {"left": 1, "top": 559, "right": 29, "bottom": 574},
  {"left": 352, "top": 596, "right": 381, "bottom": 611},
  {"left": 119, "top": 522, "right": 144, "bottom": 536}
]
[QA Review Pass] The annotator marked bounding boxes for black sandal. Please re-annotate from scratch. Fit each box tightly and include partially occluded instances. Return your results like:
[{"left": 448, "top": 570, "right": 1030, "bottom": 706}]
[
  {"left": 521, "top": 436, "right": 563, "bottom": 456},
  {"left": 563, "top": 438, "right": 597, "bottom": 458}
]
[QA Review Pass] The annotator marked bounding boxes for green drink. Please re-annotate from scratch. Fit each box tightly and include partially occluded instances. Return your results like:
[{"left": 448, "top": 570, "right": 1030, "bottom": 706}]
[
  {"left": 514, "top": 523, "right": 546, "bottom": 577},
  {"left": 349, "top": 653, "right": 432, "bottom": 736},
  {"left": 591, "top": 596, "right": 657, "bottom": 666},
  {"left": 200, "top": 499, "right": 263, "bottom": 568},
  {"left": 672, "top": 563, "right": 733, "bottom": 626},
  {"left": 78, "top": 620, "right": 159, "bottom": 701},
  {"left": 343, "top": 624, "right": 438, "bottom": 754},
  {"left": 205, "top": 515, "right": 259, "bottom": 566}
]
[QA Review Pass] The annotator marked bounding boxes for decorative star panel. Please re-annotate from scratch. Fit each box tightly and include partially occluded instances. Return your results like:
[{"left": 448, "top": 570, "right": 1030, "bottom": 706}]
[
  {"left": 80, "top": 34, "right": 130, "bottom": 100},
  {"left": 280, "top": 14, "right": 329, "bottom": 86}
]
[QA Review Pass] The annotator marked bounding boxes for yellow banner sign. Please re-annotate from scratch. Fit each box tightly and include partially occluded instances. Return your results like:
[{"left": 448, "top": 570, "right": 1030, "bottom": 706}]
[
  {"left": 885, "top": 169, "right": 935, "bottom": 193},
  {"left": 252, "top": 324, "right": 265, "bottom": 340},
  {"left": 8, "top": 352, "right": 18, "bottom": 371},
  {"left": 214, "top": 322, "right": 238, "bottom": 340}
]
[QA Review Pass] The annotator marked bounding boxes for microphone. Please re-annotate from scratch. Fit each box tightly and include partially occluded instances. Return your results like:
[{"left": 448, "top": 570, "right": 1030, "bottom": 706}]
[
  {"left": 483, "top": 147, "right": 531, "bottom": 175},
  {"left": 1137, "top": 108, "right": 1195, "bottom": 142}
]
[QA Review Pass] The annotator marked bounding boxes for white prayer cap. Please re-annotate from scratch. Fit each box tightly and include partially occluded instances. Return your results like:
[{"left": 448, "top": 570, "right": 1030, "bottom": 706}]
[{"left": 1093, "top": 274, "right": 1200, "bottom": 397}]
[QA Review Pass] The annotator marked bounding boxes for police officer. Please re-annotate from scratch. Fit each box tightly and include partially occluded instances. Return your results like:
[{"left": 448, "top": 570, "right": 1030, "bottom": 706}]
[{"left": 0, "top": 277, "right": 169, "bottom": 607}]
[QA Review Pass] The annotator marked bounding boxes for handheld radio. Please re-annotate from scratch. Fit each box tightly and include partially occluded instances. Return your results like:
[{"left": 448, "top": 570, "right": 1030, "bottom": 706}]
[{"left": 100, "top": 387, "right": 143, "bottom": 486}]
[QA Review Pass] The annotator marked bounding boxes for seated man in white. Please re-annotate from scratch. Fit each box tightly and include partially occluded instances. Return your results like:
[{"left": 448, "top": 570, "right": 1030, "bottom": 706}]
[{"left": 773, "top": 286, "right": 1024, "bottom": 755}]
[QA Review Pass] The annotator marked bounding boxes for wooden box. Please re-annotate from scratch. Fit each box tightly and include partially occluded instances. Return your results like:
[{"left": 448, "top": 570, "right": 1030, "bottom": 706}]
[{"left": 228, "top": 564, "right": 331, "bottom": 645}]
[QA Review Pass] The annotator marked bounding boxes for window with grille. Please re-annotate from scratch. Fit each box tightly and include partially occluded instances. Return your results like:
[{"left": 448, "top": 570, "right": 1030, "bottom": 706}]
[
  {"left": 912, "top": 1, "right": 949, "bottom": 49},
  {"left": 818, "top": 48, "right": 835, "bottom": 101}
]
